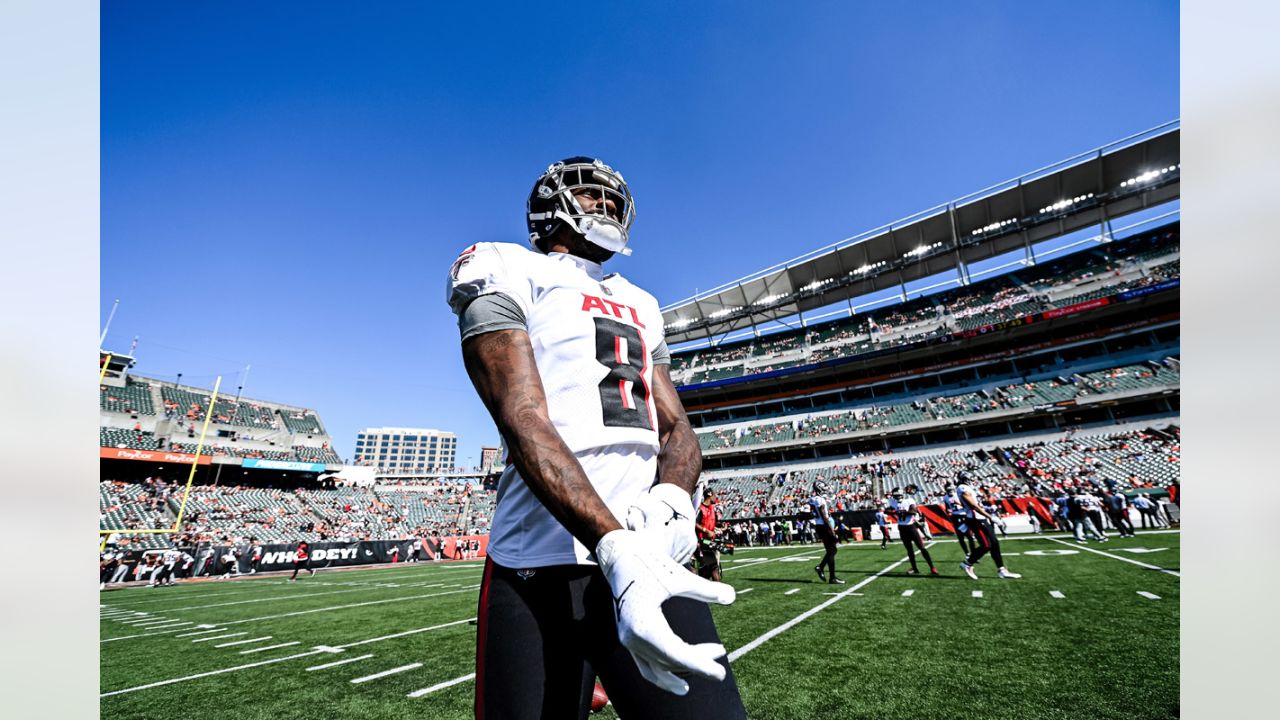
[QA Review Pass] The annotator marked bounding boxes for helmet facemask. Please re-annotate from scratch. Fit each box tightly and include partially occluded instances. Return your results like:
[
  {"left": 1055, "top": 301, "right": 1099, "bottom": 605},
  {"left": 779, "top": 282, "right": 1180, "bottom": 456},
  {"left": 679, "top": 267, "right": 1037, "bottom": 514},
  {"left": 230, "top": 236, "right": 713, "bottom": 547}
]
[{"left": 528, "top": 157, "right": 636, "bottom": 257}]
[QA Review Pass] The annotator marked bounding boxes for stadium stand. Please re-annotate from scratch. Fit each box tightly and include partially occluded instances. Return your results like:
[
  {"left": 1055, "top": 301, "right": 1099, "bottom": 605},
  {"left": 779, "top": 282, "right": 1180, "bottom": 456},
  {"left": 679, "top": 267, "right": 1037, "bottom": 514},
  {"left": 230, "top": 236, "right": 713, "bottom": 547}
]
[
  {"left": 101, "top": 427, "right": 162, "bottom": 450},
  {"left": 174, "top": 485, "right": 323, "bottom": 544},
  {"left": 100, "top": 379, "right": 155, "bottom": 415},
  {"left": 294, "top": 445, "right": 342, "bottom": 464},
  {"left": 280, "top": 410, "right": 324, "bottom": 435},
  {"left": 694, "top": 357, "right": 1180, "bottom": 451},
  {"left": 699, "top": 424, "right": 1178, "bottom": 521},
  {"left": 670, "top": 226, "right": 1179, "bottom": 387}
]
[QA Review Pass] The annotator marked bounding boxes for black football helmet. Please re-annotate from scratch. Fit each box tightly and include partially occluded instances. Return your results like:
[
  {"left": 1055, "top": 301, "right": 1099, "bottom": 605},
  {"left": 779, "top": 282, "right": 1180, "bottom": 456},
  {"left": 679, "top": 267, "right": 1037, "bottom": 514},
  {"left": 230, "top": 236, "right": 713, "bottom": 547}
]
[
  {"left": 527, "top": 156, "right": 636, "bottom": 256},
  {"left": 813, "top": 480, "right": 830, "bottom": 495}
]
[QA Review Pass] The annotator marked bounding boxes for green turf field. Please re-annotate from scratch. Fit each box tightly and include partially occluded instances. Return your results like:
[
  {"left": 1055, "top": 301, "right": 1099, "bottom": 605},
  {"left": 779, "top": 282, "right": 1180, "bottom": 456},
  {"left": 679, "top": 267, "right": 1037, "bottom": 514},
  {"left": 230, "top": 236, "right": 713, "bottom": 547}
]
[{"left": 100, "top": 530, "right": 1180, "bottom": 719}]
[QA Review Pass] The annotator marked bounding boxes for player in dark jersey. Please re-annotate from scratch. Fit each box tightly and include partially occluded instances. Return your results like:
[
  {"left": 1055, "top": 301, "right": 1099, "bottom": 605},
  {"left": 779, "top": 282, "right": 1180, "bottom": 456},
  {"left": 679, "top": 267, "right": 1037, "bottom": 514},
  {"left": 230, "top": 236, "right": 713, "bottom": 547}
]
[
  {"left": 809, "top": 481, "right": 845, "bottom": 585},
  {"left": 288, "top": 541, "right": 315, "bottom": 581},
  {"left": 248, "top": 538, "right": 263, "bottom": 574}
]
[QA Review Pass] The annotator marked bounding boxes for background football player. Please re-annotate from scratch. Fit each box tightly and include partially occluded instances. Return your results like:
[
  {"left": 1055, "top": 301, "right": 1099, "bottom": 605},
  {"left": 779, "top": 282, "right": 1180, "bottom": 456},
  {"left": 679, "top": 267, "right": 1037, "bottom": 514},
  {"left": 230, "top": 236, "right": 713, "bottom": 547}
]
[
  {"left": 809, "top": 480, "right": 845, "bottom": 584},
  {"left": 889, "top": 487, "right": 937, "bottom": 575},
  {"left": 943, "top": 480, "right": 975, "bottom": 556},
  {"left": 449, "top": 157, "right": 745, "bottom": 719},
  {"left": 955, "top": 473, "right": 1022, "bottom": 580}
]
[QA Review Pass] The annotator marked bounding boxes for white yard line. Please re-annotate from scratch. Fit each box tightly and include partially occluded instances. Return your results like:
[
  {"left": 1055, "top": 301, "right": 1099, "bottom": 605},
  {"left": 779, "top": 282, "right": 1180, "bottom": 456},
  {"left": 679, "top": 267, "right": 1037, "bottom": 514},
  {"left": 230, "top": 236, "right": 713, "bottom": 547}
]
[
  {"left": 240, "top": 641, "right": 301, "bottom": 654},
  {"left": 101, "top": 585, "right": 480, "bottom": 642},
  {"left": 214, "top": 585, "right": 481, "bottom": 627},
  {"left": 145, "top": 585, "right": 412, "bottom": 613},
  {"left": 972, "top": 590, "right": 984, "bottom": 598},
  {"left": 784, "top": 588, "right": 800, "bottom": 595},
  {"left": 721, "top": 549, "right": 819, "bottom": 572},
  {"left": 901, "top": 589, "right": 914, "bottom": 597},
  {"left": 172, "top": 628, "right": 226, "bottom": 638},
  {"left": 1050, "top": 590, "right": 1066, "bottom": 599},
  {"left": 140, "top": 621, "right": 193, "bottom": 630},
  {"left": 307, "top": 654, "right": 375, "bottom": 671},
  {"left": 407, "top": 673, "right": 476, "bottom": 698},
  {"left": 192, "top": 632, "right": 247, "bottom": 643},
  {"left": 351, "top": 663, "right": 423, "bottom": 684},
  {"left": 100, "top": 649, "right": 326, "bottom": 697},
  {"left": 738, "top": 588, "right": 754, "bottom": 594},
  {"left": 103, "top": 617, "right": 473, "bottom": 696},
  {"left": 727, "top": 542, "right": 936, "bottom": 663},
  {"left": 335, "top": 618, "right": 476, "bottom": 649},
  {"left": 1046, "top": 537, "right": 1180, "bottom": 577},
  {"left": 214, "top": 636, "right": 272, "bottom": 648},
  {"left": 1137, "top": 591, "right": 1162, "bottom": 600}
]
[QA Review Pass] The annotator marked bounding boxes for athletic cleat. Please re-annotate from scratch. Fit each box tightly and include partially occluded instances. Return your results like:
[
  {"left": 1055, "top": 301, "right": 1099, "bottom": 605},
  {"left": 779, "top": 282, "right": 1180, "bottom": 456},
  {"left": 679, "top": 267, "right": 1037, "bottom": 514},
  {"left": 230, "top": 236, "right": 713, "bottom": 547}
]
[
  {"left": 905, "top": 569, "right": 919, "bottom": 575},
  {"left": 829, "top": 577, "right": 846, "bottom": 584},
  {"left": 960, "top": 562, "right": 978, "bottom": 580},
  {"left": 814, "top": 565, "right": 826, "bottom": 582},
  {"left": 997, "top": 567, "right": 1022, "bottom": 579},
  {"left": 930, "top": 567, "right": 940, "bottom": 576}
]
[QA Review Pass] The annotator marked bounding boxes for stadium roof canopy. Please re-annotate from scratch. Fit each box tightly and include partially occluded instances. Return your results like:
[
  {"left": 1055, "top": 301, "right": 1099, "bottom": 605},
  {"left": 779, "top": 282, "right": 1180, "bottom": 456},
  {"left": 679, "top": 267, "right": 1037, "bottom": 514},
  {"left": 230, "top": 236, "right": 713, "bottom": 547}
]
[{"left": 661, "top": 120, "right": 1180, "bottom": 347}]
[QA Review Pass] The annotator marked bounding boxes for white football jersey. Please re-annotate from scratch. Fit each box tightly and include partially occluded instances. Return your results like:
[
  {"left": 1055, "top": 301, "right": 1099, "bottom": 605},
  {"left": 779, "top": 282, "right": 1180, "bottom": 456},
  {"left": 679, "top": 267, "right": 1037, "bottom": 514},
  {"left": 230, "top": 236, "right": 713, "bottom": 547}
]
[
  {"left": 447, "top": 242, "right": 668, "bottom": 567},
  {"left": 808, "top": 495, "right": 830, "bottom": 525},
  {"left": 889, "top": 497, "right": 918, "bottom": 525},
  {"left": 954, "top": 484, "right": 977, "bottom": 518}
]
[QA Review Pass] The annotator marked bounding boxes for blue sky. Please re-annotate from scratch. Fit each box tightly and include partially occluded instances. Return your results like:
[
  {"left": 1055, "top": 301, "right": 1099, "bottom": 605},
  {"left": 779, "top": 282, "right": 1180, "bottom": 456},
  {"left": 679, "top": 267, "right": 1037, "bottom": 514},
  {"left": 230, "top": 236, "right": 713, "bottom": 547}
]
[{"left": 101, "top": 1, "right": 1179, "bottom": 466}]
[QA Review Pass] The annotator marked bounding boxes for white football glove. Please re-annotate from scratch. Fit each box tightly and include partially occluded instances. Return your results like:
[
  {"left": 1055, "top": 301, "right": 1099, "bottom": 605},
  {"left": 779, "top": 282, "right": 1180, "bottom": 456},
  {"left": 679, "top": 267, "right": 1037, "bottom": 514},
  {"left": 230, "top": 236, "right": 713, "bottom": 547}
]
[
  {"left": 625, "top": 483, "right": 698, "bottom": 566},
  {"left": 595, "top": 529, "right": 735, "bottom": 695}
]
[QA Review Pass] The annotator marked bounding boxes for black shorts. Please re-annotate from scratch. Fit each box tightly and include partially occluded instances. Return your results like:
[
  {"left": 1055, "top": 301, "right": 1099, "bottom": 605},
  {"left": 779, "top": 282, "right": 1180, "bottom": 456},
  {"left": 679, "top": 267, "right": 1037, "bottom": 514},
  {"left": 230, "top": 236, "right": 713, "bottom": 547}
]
[
  {"left": 950, "top": 515, "right": 970, "bottom": 534},
  {"left": 899, "top": 525, "right": 924, "bottom": 545},
  {"left": 475, "top": 560, "right": 745, "bottom": 720},
  {"left": 815, "top": 524, "right": 837, "bottom": 547}
]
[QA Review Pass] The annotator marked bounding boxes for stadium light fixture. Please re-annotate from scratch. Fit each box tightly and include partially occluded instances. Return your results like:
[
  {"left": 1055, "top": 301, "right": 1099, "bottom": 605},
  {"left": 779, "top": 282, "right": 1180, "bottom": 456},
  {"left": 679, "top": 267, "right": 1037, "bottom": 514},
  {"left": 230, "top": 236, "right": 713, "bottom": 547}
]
[
  {"left": 1038, "top": 193, "right": 1095, "bottom": 215},
  {"left": 971, "top": 218, "right": 1017, "bottom": 236},
  {"left": 1119, "top": 165, "right": 1179, "bottom": 188},
  {"left": 903, "top": 241, "right": 943, "bottom": 259},
  {"left": 753, "top": 293, "right": 787, "bottom": 306},
  {"left": 801, "top": 278, "right": 833, "bottom": 292},
  {"left": 665, "top": 318, "right": 694, "bottom": 330},
  {"left": 851, "top": 260, "right": 887, "bottom": 275},
  {"left": 708, "top": 306, "right": 742, "bottom": 319}
]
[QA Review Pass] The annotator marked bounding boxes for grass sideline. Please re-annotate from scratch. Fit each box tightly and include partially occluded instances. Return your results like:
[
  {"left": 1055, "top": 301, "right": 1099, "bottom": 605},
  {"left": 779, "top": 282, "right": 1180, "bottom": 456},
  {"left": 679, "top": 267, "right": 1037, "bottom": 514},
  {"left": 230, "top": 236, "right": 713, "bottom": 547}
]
[{"left": 101, "top": 532, "right": 1179, "bottom": 719}]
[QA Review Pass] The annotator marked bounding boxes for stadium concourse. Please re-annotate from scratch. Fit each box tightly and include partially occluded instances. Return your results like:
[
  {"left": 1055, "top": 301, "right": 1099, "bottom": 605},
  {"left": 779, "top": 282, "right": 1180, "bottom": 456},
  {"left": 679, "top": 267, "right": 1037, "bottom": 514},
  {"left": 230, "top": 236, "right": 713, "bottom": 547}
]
[{"left": 100, "top": 126, "right": 1180, "bottom": 718}]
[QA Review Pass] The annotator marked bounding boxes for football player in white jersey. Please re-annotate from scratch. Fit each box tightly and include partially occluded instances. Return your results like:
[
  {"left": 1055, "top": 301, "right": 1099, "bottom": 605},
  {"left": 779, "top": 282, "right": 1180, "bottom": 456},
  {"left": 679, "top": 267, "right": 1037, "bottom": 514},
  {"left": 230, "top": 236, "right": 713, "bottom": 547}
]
[
  {"left": 942, "top": 481, "right": 974, "bottom": 555},
  {"left": 954, "top": 473, "right": 1022, "bottom": 580},
  {"left": 889, "top": 488, "right": 937, "bottom": 575},
  {"left": 808, "top": 480, "right": 845, "bottom": 584},
  {"left": 448, "top": 157, "right": 744, "bottom": 719}
]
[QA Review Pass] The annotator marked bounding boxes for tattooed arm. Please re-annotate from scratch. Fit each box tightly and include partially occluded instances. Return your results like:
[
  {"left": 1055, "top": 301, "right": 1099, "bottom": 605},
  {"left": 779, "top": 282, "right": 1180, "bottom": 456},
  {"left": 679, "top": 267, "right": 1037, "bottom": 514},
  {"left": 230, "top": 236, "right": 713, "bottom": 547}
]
[
  {"left": 651, "top": 364, "right": 702, "bottom": 495},
  {"left": 461, "top": 328, "right": 622, "bottom": 548}
]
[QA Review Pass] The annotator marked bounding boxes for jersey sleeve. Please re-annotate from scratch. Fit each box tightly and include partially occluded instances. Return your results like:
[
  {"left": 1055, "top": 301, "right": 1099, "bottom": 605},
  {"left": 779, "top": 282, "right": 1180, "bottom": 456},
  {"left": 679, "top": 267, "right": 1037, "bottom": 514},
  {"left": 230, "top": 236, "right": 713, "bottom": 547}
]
[
  {"left": 651, "top": 339, "right": 671, "bottom": 366},
  {"left": 445, "top": 243, "right": 533, "bottom": 319}
]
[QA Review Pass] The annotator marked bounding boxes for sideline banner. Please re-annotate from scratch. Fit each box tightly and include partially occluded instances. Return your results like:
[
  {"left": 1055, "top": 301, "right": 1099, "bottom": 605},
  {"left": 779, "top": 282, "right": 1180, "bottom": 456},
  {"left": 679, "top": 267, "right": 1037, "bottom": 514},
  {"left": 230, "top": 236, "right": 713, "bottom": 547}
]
[
  {"left": 241, "top": 458, "right": 326, "bottom": 472},
  {"left": 99, "top": 447, "right": 212, "bottom": 465},
  {"left": 189, "top": 537, "right": 486, "bottom": 574}
]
